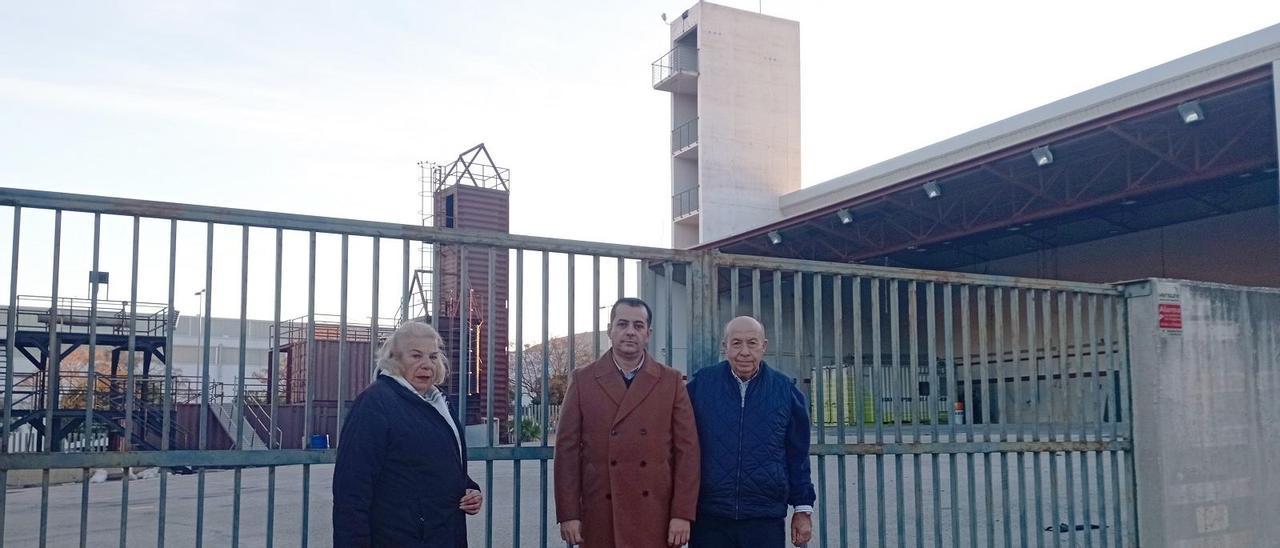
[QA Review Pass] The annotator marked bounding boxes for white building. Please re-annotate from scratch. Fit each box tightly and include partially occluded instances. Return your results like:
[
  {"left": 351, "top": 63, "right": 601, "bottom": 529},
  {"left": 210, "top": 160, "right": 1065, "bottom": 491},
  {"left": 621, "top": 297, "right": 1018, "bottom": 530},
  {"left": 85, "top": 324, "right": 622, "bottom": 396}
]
[{"left": 653, "top": 2, "right": 801, "bottom": 249}]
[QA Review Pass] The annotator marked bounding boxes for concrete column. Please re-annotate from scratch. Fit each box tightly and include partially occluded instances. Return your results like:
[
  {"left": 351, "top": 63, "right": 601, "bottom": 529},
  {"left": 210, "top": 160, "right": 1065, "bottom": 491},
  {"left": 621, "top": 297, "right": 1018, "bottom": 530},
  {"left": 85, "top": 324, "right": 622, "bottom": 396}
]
[{"left": 1126, "top": 278, "right": 1280, "bottom": 546}]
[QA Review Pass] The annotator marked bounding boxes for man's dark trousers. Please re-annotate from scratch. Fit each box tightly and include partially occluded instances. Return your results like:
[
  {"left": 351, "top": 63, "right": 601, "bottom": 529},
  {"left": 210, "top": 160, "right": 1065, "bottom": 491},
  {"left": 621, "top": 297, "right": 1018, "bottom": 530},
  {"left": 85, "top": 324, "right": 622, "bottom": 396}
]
[{"left": 689, "top": 514, "right": 785, "bottom": 548}]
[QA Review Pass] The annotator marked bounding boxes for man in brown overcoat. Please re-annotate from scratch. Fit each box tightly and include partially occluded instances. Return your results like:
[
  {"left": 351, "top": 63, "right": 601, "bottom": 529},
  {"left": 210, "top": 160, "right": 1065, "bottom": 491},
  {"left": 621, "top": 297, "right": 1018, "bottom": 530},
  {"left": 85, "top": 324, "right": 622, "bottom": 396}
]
[{"left": 555, "top": 297, "right": 700, "bottom": 547}]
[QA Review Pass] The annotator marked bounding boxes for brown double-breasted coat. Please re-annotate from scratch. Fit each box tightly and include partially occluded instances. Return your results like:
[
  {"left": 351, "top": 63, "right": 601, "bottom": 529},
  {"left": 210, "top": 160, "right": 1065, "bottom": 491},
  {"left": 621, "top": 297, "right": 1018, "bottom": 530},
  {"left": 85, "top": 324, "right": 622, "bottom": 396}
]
[{"left": 554, "top": 350, "right": 700, "bottom": 548}]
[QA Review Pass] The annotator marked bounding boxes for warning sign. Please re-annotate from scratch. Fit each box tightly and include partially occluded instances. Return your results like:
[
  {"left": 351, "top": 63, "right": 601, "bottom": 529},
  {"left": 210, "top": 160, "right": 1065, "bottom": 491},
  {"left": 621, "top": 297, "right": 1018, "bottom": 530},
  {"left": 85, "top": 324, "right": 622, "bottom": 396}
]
[{"left": 1157, "top": 286, "right": 1182, "bottom": 335}]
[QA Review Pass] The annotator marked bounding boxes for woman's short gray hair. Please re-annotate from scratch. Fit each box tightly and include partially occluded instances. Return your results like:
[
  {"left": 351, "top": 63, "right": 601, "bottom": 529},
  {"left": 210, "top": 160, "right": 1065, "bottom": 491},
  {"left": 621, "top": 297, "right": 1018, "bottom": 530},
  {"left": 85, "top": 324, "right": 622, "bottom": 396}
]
[{"left": 376, "top": 321, "right": 449, "bottom": 383}]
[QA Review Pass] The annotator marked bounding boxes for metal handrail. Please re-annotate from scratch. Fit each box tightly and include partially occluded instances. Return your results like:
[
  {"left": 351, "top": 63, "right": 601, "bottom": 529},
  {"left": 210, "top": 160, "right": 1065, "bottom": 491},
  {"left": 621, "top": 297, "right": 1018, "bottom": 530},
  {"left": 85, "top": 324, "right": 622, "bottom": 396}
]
[
  {"left": 672, "top": 187, "right": 700, "bottom": 220},
  {"left": 244, "top": 393, "right": 282, "bottom": 448},
  {"left": 651, "top": 45, "right": 698, "bottom": 86},
  {"left": 672, "top": 117, "right": 698, "bottom": 152},
  {"left": 0, "top": 187, "right": 691, "bottom": 262}
]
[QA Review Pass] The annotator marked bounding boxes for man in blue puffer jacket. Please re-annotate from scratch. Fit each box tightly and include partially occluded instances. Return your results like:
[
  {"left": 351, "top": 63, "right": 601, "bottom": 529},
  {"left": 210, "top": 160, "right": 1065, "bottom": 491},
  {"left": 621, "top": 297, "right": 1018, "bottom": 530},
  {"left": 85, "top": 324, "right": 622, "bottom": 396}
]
[{"left": 686, "top": 316, "right": 817, "bottom": 547}]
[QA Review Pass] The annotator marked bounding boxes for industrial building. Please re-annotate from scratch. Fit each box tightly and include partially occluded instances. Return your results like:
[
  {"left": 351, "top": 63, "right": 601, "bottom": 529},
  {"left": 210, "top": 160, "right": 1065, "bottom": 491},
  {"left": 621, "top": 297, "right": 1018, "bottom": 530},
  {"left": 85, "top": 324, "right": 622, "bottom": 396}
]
[{"left": 658, "top": 3, "right": 1278, "bottom": 289}]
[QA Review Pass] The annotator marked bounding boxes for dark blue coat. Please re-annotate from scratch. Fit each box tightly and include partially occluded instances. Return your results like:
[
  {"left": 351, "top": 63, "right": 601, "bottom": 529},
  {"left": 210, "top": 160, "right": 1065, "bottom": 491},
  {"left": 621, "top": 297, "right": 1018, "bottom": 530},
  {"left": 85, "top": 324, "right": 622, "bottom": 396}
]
[
  {"left": 333, "top": 375, "right": 479, "bottom": 547},
  {"left": 686, "top": 361, "right": 816, "bottom": 520}
]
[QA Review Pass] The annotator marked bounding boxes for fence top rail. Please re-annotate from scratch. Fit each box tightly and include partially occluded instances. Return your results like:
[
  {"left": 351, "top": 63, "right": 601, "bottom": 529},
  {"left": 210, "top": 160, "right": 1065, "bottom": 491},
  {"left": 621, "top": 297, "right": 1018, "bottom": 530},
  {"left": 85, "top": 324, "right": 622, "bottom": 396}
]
[
  {"left": 0, "top": 187, "right": 693, "bottom": 262},
  {"left": 712, "top": 251, "right": 1124, "bottom": 295}
]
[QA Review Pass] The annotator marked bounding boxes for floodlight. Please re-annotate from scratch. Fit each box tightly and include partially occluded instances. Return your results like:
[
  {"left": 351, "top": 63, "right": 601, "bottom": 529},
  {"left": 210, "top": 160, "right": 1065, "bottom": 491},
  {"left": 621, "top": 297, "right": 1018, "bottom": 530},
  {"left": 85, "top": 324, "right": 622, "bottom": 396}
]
[
  {"left": 922, "top": 181, "right": 942, "bottom": 199},
  {"left": 767, "top": 230, "right": 782, "bottom": 245},
  {"left": 1177, "top": 100, "right": 1204, "bottom": 124},
  {"left": 836, "top": 208, "right": 853, "bottom": 224},
  {"left": 1031, "top": 146, "right": 1054, "bottom": 167}
]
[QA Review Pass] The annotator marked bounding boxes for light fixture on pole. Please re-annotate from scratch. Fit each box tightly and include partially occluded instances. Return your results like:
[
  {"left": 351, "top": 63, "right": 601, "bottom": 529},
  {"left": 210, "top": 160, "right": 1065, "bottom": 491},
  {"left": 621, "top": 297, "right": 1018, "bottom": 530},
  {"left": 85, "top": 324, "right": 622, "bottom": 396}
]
[
  {"left": 1177, "top": 100, "right": 1204, "bottom": 124},
  {"left": 836, "top": 208, "right": 853, "bottom": 224},
  {"left": 767, "top": 230, "right": 782, "bottom": 245},
  {"left": 1031, "top": 145, "right": 1054, "bottom": 167},
  {"left": 922, "top": 181, "right": 942, "bottom": 199}
]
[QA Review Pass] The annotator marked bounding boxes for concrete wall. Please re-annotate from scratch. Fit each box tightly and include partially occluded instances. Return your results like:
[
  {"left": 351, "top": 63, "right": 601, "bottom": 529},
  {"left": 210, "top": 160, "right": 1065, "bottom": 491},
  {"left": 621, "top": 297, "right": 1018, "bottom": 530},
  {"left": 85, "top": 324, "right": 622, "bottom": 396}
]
[
  {"left": 957, "top": 205, "right": 1280, "bottom": 288},
  {"left": 663, "top": 2, "right": 800, "bottom": 247},
  {"left": 1126, "top": 279, "right": 1280, "bottom": 547},
  {"left": 696, "top": 2, "right": 801, "bottom": 244}
]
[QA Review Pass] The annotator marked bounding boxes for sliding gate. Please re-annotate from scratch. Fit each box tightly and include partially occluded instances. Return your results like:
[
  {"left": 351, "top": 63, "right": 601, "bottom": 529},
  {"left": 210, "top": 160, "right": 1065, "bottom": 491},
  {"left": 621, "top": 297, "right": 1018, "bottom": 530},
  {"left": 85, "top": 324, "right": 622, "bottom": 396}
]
[
  {"left": 0, "top": 187, "right": 1135, "bottom": 547},
  {"left": 698, "top": 254, "right": 1138, "bottom": 547}
]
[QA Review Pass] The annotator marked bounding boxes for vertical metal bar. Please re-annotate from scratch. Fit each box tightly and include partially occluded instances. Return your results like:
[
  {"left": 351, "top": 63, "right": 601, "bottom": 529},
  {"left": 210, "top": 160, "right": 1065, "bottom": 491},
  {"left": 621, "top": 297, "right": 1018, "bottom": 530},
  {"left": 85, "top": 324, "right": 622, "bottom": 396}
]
[
  {"left": 962, "top": 286, "right": 978, "bottom": 548},
  {"left": 926, "top": 282, "right": 942, "bottom": 548},
  {"left": 908, "top": 281, "right": 922, "bottom": 548},
  {"left": 1074, "top": 293, "right": 1093, "bottom": 548},
  {"left": 540, "top": 251, "right": 550, "bottom": 548},
  {"left": 157, "top": 218, "right": 177, "bottom": 548},
  {"left": 486, "top": 248, "right": 496, "bottom": 548},
  {"left": 664, "top": 261, "right": 673, "bottom": 368},
  {"left": 772, "top": 271, "right": 782, "bottom": 370},
  {"left": 1030, "top": 289, "right": 1044, "bottom": 548},
  {"left": 995, "top": 287, "right": 1011, "bottom": 548},
  {"left": 301, "top": 231, "right": 317, "bottom": 548},
  {"left": 336, "top": 235, "right": 349, "bottom": 444},
  {"left": 371, "top": 236, "right": 380, "bottom": 376},
  {"left": 751, "top": 269, "right": 761, "bottom": 319},
  {"left": 870, "top": 278, "right": 886, "bottom": 546},
  {"left": 1012, "top": 289, "right": 1029, "bottom": 548},
  {"left": 1090, "top": 296, "right": 1108, "bottom": 548},
  {"left": 812, "top": 273, "right": 827, "bottom": 548},
  {"left": 889, "top": 279, "right": 904, "bottom": 548},
  {"left": 39, "top": 210, "right": 63, "bottom": 548},
  {"left": 852, "top": 276, "right": 866, "bottom": 548},
  {"left": 1117, "top": 297, "right": 1136, "bottom": 548},
  {"left": 401, "top": 240, "right": 410, "bottom": 323},
  {"left": 0, "top": 206, "right": 18, "bottom": 544},
  {"left": 730, "top": 267, "right": 739, "bottom": 317},
  {"left": 196, "top": 221, "right": 213, "bottom": 548},
  {"left": 978, "top": 287, "right": 994, "bottom": 547},
  {"left": 118, "top": 217, "right": 141, "bottom": 548},
  {"left": 1061, "top": 291, "right": 1080, "bottom": 547},
  {"left": 231, "top": 225, "right": 250, "bottom": 548},
  {"left": 266, "top": 228, "right": 283, "bottom": 548},
  {"left": 616, "top": 256, "right": 625, "bottom": 300},
  {"left": 512, "top": 250, "right": 524, "bottom": 548},
  {"left": 792, "top": 272, "right": 803, "bottom": 385},
  {"left": 459, "top": 245, "right": 470, "bottom": 434},
  {"left": 1106, "top": 295, "right": 1122, "bottom": 548},
  {"left": 943, "top": 284, "right": 959, "bottom": 548},
  {"left": 592, "top": 256, "right": 600, "bottom": 359},
  {"left": 79, "top": 213, "right": 100, "bottom": 548},
  {"left": 1046, "top": 290, "right": 1061, "bottom": 548},
  {"left": 833, "top": 275, "right": 849, "bottom": 548}
]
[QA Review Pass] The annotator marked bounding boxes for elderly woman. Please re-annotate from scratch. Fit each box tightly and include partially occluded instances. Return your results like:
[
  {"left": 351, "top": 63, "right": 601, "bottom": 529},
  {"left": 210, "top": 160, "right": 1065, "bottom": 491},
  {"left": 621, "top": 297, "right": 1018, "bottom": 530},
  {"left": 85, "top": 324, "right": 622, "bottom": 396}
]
[{"left": 333, "top": 321, "right": 482, "bottom": 547}]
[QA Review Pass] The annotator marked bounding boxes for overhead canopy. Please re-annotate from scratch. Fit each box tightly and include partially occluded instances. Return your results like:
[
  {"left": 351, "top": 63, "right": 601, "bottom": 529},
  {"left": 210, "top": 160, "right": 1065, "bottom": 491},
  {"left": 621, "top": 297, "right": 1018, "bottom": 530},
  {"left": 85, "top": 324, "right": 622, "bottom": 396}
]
[{"left": 712, "top": 69, "right": 1278, "bottom": 271}]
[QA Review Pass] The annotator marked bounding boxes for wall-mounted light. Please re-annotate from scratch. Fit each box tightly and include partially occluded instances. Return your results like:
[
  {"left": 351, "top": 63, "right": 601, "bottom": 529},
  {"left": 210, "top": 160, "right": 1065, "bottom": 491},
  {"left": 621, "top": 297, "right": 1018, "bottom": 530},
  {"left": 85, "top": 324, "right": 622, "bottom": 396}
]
[
  {"left": 922, "top": 181, "right": 942, "bottom": 199},
  {"left": 1031, "top": 145, "right": 1054, "bottom": 167},
  {"left": 767, "top": 230, "right": 782, "bottom": 245},
  {"left": 836, "top": 208, "right": 853, "bottom": 224},
  {"left": 1178, "top": 100, "right": 1205, "bottom": 124}
]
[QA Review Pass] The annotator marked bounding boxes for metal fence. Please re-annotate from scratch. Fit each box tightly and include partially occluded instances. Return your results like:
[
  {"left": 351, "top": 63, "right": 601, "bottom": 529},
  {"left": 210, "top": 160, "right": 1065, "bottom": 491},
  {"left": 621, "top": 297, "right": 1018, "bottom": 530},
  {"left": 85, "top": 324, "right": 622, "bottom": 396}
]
[
  {"left": 0, "top": 187, "right": 1135, "bottom": 547},
  {"left": 709, "top": 256, "right": 1137, "bottom": 547}
]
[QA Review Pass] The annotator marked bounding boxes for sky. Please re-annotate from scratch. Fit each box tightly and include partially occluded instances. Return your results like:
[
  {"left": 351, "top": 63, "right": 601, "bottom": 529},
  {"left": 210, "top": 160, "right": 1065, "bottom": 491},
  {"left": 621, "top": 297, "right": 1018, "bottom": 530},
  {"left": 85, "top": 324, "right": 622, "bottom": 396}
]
[{"left": 3, "top": 0, "right": 1280, "bottom": 335}]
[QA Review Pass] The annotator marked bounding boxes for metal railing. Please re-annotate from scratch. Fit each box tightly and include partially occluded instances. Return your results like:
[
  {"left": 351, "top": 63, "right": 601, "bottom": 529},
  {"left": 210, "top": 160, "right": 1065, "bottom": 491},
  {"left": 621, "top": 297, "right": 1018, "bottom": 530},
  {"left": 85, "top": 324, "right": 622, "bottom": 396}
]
[
  {"left": 672, "top": 186, "right": 699, "bottom": 220},
  {"left": 0, "top": 186, "right": 695, "bottom": 548},
  {"left": 0, "top": 186, "right": 1137, "bottom": 547},
  {"left": 710, "top": 257, "right": 1136, "bottom": 547},
  {"left": 651, "top": 45, "right": 698, "bottom": 87},
  {"left": 671, "top": 117, "right": 698, "bottom": 152},
  {"left": 3, "top": 296, "right": 171, "bottom": 336}
]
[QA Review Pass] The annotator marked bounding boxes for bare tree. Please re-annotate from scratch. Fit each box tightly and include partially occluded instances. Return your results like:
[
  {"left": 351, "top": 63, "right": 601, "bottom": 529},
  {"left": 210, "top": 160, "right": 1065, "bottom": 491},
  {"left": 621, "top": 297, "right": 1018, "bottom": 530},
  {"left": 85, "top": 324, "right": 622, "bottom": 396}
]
[{"left": 509, "top": 331, "right": 603, "bottom": 405}]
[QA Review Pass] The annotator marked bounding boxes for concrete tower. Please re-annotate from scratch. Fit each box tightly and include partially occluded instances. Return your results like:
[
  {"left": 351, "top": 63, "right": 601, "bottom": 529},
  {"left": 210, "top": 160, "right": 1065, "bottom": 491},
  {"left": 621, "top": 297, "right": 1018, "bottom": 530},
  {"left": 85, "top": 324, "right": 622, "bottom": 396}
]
[{"left": 653, "top": 2, "right": 801, "bottom": 248}]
